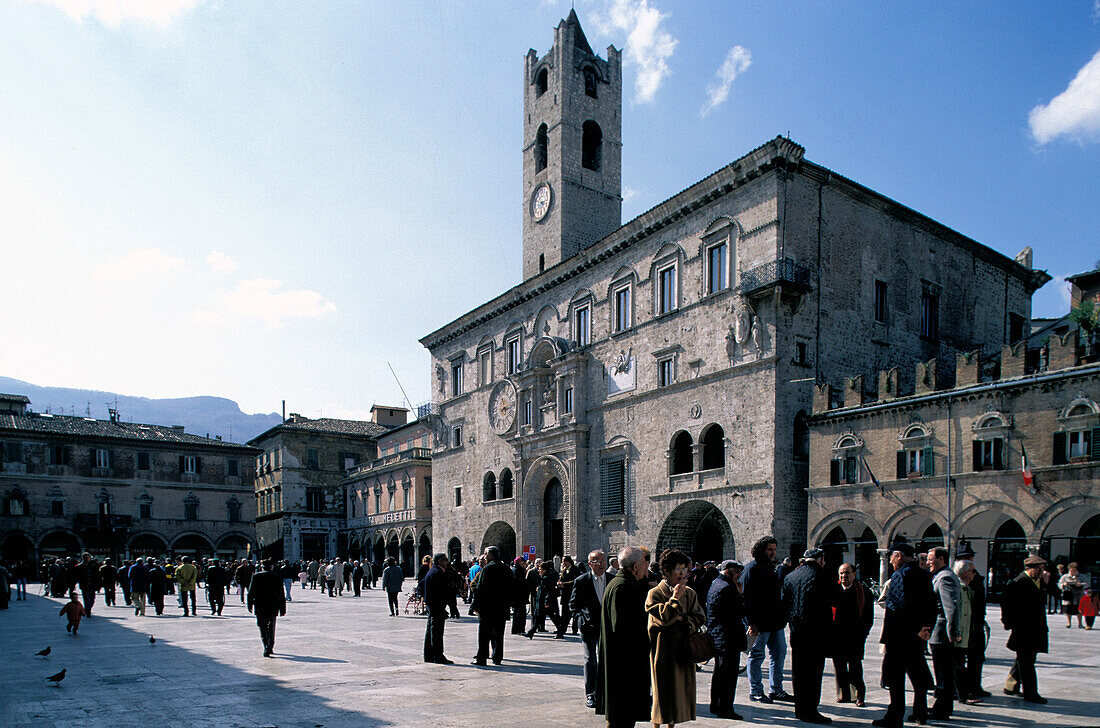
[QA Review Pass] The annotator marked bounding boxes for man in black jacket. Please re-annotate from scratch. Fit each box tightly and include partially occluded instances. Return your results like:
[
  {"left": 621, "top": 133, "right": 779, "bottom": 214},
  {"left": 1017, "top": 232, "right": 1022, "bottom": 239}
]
[
  {"left": 741, "top": 535, "right": 792, "bottom": 703},
  {"left": 570, "top": 549, "right": 608, "bottom": 709},
  {"left": 707, "top": 560, "right": 748, "bottom": 720},
  {"left": 204, "top": 559, "right": 230, "bottom": 615},
  {"left": 1002, "top": 554, "right": 1049, "bottom": 703},
  {"left": 833, "top": 562, "right": 875, "bottom": 706},
  {"left": 873, "top": 543, "right": 936, "bottom": 728},
  {"left": 782, "top": 549, "right": 838, "bottom": 724},
  {"left": 470, "top": 546, "right": 513, "bottom": 665},
  {"left": 423, "top": 553, "right": 455, "bottom": 664},
  {"left": 247, "top": 559, "right": 287, "bottom": 657}
]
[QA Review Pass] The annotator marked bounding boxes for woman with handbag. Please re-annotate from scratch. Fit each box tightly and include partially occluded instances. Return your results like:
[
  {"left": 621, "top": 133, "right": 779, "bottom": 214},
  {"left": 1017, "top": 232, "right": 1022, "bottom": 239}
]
[{"left": 645, "top": 548, "right": 706, "bottom": 727}]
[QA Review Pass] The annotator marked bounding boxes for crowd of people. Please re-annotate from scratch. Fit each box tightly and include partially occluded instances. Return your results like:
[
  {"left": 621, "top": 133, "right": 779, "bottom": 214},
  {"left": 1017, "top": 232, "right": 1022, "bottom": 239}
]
[{"left": 0, "top": 537, "right": 1088, "bottom": 726}]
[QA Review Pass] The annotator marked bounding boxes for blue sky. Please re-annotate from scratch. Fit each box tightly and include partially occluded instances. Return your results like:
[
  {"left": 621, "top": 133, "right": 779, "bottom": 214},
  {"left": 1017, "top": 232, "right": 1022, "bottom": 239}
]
[{"left": 1, "top": 0, "right": 1098, "bottom": 423}]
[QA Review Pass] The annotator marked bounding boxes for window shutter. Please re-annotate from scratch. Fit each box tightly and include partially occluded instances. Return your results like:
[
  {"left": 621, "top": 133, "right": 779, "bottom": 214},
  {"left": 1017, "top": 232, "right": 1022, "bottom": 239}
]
[
  {"left": 1092, "top": 428, "right": 1100, "bottom": 461},
  {"left": 90, "top": 448, "right": 97, "bottom": 467},
  {"left": 896, "top": 451, "right": 906, "bottom": 479},
  {"left": 63, "top": 446, "right": 70, "bottom": 465},
  {"left": 993, "top": 439, "right": 1004, "bottom": 470},
  {"left": 830, "top": 459, "right": 840, "bottom": 485},
  {"left": 972, "top": 441, "right": 983, "bottom": 472},
  {"left": 599, "top": 458, "right": 625, "bottom": 517},
  {"left": 922, "top": 446, "right": 934, "bottom": 476},
  {"left": 179, "top": 455, "right": 186, "bottom": 472},
  {"left": 195, "top": 456, "right": 202, "bottom": 473},
  {"left": 106, "top": 450, "right": 111, "bottom": 468},
  {"left": 1053, "top": 433, "right": 1067, "bottom": 465}
]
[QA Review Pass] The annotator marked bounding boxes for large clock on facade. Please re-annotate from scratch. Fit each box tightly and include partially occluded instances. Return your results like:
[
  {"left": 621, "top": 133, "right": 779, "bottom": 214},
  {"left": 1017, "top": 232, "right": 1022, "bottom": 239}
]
[
  {"left": 488, "top": 380, "right": 518, "bottom": 434},
  {"left": 530, "top": 183, "right": 552, "bottom": 222}
]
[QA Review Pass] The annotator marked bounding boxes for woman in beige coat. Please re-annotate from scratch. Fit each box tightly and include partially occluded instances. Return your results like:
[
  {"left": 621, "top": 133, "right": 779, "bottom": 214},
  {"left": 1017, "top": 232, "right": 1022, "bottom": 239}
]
[{"left": 646, "top": 548, "right": 706, "bottom": 727}]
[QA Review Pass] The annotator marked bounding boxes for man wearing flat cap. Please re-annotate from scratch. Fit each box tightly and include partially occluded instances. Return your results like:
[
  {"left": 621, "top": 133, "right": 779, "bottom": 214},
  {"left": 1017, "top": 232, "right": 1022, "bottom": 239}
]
[
  {"left": 1001, "top": 554, "right": 1049, "bottom": 704},
  {"left": 874, "top": 543, "right": 936, "bottom": 728},
  {"left": 707, "top": 560, "right": 748, "bottom": 719},
  {"left": 781, "top": 548, "right": 839, "bottom": 724}
]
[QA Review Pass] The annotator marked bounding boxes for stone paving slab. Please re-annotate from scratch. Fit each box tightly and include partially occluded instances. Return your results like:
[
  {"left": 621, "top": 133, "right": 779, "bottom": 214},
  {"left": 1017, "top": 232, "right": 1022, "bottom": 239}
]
[{"left": 2, "top": 584, "right": 1098, "bottom": 728}]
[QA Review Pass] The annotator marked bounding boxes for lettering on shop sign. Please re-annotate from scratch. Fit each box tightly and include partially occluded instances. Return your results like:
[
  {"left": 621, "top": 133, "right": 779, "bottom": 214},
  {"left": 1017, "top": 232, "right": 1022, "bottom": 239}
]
[{"left": 367, "top": 509, "right": 415, "bottom": 525}]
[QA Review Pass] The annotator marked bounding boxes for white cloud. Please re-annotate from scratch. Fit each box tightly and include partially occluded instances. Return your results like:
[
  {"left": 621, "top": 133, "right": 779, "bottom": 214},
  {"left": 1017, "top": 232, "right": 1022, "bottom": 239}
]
[
  {"left": 595, "top": 0, "right": 678, "bottom": 104},
  {"left": 93, "top": 247, "right": 186, "bottom": 280},
  {"left": 1029, "top": 50, "right": 1100, "bottom": 145},
  {"left": 206, "top": 250, "right": 237, "bottom": 274},
  {"left": 22, "top": 0, "right": 205, "bottom": 27},
  {"left": 702, "top": 46, "right": 752, "bottom": 116},
  {"left": 622, "top": 185, "right": 638, "bottom": 202},
  {"left": 199, "top": 278, "right": 337, "bottom": 328}
]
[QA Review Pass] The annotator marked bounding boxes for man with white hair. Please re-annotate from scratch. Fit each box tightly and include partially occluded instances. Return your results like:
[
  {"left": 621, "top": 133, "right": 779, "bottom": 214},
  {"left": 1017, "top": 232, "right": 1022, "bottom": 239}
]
[
  {"left": 597, "top": 547, "right": 651, "bottom": 728},
  {"left": 952, "top": 559, "right": 980, "bottom": 704},
  {"left": 570, "top": 549, "right": 608, "bottom": 709}
]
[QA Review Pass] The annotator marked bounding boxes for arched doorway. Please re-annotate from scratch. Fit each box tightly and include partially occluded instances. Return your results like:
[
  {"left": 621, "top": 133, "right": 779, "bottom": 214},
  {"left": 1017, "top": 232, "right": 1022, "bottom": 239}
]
[
  {"left": 129, "top": 533, "right": 168, "bottom": 558},
  {"left": 816, "top": 522, "right": 879, "bottom": 582},
  {"left": 989, "top": 519, "right": 1027, "bottom": 602},
  {"left": 482, "top": 521, "right": 517, "bottom": 564},
  {"left": 447, "top": 537, "right": 462, "bottom": 563},
  {"left": 216, "top": 535, "right": 252, "bottom": 561},
  {"left": 418, "top": 532, "right": 432, "bottom": 565},
  {"left": 543, "top": 478, "right": 564, "bottom": 561},
  {"left": 656, "top": 500, "right": 735, "bottom": 563},
  {"left": 821, "top": 527, "right": 847, "bottom": 575},
  {"left": 39, "top": 530, "right": 81, "bottom": 558},
  {"left": 386, "top": 533, "right": 399, "bottom": 561},
  {"left": 373, "top": 536, "right": 386, "bottom": 567},
  {"left": 172, "top": 534, "right": 214, "bottom": 558},
  {"left": 918, "top": 523, "right": 944, "bottom": 554},
  {"left": 2, "top": 532, "right": 33, "bottom": 563},
  {"left": 401, "top": 533, "right": 415, "bottom": 575},
  {"left": 1076, "top": 514, "right": 1100, "bottom": 579}
]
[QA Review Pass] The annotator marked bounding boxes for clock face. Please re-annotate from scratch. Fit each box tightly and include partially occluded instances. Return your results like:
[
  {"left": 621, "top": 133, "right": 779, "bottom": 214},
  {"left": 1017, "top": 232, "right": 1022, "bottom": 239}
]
[
  {"left": 488, "top": 380, "right": 518, "bottom": 435},
  {"left": 530, "top": 183, "right": 551, "bottom": 222}
]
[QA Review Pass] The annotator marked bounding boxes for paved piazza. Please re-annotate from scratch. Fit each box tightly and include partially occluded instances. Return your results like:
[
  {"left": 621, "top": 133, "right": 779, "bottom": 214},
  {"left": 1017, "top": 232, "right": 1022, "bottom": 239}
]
[{"left": 3, "top": 584, "right": 1098, "bottom": 728}]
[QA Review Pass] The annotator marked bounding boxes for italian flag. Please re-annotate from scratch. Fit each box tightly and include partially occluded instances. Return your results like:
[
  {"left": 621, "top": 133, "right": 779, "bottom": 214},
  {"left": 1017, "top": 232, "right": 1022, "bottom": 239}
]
[{"left": 1021, "top": 443, "right": 1033, "bottom": 489}]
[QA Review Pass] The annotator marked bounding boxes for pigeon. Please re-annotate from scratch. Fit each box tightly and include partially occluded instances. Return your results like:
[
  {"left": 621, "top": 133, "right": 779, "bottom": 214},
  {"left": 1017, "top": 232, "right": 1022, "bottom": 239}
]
[
  {"left": 45, "top": 668, "right": 66, "bottom": 686},
  {"left": 149, "top": 636, "right": 156, "bottom": 644},
  {"left": 35, "top": 646, "right": 51, "bottom": 657}
]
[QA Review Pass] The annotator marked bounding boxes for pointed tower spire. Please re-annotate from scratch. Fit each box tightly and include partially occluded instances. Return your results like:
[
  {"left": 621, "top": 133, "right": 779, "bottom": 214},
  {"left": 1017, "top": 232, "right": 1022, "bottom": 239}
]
[{"left": 564, "top": 8, "right": 593, "bottom": 56}]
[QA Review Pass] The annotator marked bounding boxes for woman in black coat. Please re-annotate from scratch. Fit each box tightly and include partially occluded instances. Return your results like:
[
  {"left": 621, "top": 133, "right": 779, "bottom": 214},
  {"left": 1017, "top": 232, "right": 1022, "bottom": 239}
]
[{"left": 525, "top": 561, "right": 564, "bottom": 638}]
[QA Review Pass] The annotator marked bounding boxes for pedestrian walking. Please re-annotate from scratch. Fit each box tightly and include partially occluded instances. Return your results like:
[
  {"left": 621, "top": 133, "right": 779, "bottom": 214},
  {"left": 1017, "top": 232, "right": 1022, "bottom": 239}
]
[
  {"left": 60, "top": 592, "right": 85, "bottom": 634},
  {"left": 707, "top": 559, "right": 748, "bottom": 720},
  {"left": 247, "top": 559, "right": 287, "bottom": 657},
  {"left": 381, "top": 557, "right": 403, "bottom": 616},
  {"left": 176, "top": 556, "right": 199, "bottom": 616},
  {"left": 422, "top": 553, "right": 455, "bottom": 664},
  {"left": 1058, "top": 563, "right": 1087, "bottom": 629},
  {"left": 470, "top": 546, "right": 512, "bottom": 665},
  {"left": 511, "top": 557, "right": 530, "bottom": 635},
  {"left": 570, "top": 549, "right": 608, "bottom": 710},
  {"left": 1002, "top": 554, "right": 1049, "bottom": 704},
  {"left": 205, "top": 558, "right": 230, "bottom": 615},
  {"left": 928, "top": 547, "right": 961, "bottom": 719},
  {"left": 781, "top": 548, "right": 837, "bottom": 724}
]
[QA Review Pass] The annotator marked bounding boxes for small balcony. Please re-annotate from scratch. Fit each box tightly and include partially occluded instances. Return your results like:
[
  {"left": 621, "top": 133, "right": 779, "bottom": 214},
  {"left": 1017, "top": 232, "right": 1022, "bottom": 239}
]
[
  {"left": 74, "top": 513, "right": 133, "bottom": 532},
  {"left": 347, "top": 448, "right": 433, "bottom": 477},
  {"left": 736, "top": 257, "right": 813, "bottom": 298}
]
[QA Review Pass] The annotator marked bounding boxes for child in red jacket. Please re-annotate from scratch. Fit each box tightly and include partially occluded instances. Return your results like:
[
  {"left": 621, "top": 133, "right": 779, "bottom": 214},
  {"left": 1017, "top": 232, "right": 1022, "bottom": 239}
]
[
  {"left": 1080, "top": 588, "right": 1098, "bottom": 630},
  {"left": 60, "top": 592, "right": 86, "bottom": 635}
]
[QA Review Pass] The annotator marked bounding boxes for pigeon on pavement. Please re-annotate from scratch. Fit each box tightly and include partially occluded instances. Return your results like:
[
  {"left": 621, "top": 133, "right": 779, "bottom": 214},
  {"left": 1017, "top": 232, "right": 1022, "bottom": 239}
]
[
  {"left": 45, "top": 668, "right": 66, "bottom": 685},
  {"left": 149, "top": 636, "right": 156, "bottom": 644},
  {"left": 35, "top": 646, "right": 51, "bottom": 657}
]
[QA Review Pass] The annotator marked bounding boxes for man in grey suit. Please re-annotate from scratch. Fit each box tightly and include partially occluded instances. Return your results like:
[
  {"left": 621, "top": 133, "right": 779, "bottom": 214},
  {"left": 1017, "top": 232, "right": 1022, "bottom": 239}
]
[
  {"left": 928, "top": 547, "right": 961, "bottom": 720},
  {"left": 569, "top": 550, "right": 608, "bottom": 709}
]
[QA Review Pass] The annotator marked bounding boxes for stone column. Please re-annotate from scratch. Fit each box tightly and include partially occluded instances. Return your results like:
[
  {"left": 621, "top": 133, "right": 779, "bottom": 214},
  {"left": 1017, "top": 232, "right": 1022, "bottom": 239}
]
[{"left": 878, "top": 548, "right": 890, "bottom": 585}]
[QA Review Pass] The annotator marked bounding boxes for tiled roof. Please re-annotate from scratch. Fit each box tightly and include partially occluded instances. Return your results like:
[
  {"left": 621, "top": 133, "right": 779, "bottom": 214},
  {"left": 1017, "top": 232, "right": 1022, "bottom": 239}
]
[
  {"left": 250, "top": 417, "right": 392, "bottom": 444},
  {"left": 0, "top": 393, "right": 31, "bottom": 403},
  {"left": 0, "top": 412, "right": 257, "bottom": 450}
]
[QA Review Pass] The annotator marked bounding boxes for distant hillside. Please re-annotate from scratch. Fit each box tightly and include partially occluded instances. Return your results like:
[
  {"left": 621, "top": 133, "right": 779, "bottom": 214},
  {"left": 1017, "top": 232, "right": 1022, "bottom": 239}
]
[{"left": 0, "top": 376, "right": 281, "bottom": 444}]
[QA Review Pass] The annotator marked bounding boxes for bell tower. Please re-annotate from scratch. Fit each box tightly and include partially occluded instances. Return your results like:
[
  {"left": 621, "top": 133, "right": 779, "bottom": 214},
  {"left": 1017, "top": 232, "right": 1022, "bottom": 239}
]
[{"left": 522, "top": 10, "right": 622, "bottom": 281}]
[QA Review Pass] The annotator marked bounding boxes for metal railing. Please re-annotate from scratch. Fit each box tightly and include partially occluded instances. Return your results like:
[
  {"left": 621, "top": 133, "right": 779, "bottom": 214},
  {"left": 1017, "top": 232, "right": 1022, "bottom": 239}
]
[
  {"left": 736, "top": 257, "right": 812, "bottom": 296},
  {"left": 347, "top": 447, "right": 432, "bottom": 477}
]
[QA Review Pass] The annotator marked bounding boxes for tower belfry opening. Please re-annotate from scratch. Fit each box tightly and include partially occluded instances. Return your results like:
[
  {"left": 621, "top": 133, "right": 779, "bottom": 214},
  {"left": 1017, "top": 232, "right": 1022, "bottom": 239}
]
[{"left": 521, "top": 10, "right": 622, "bottom": 281}]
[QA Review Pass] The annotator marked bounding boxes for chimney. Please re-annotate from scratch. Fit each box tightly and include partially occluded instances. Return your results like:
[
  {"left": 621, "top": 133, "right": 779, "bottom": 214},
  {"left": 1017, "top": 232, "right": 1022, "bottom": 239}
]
[
  {"left": 956, "top": 350, "right": 980, "bottom": 386},
  {"left": 813, "top": 382, "right": 832, "bottom": 414},
  {"left": 877, "top": 368, "right": 900, "bottom": 402},
  {"left": 1001, "top": 342, "right": 1027, "bottom": 379},
  {"left": 844, "top": 375, "right": 864, "bottom": 408},
  {"left": 1048, "top": 331, "right": 1078, "bottom": 371},
  {"left": 108, "top": 408, "right": 120, "bottom": 423},
  {"left": 915, "top": 359, "right": 937, "bottom": 395}
]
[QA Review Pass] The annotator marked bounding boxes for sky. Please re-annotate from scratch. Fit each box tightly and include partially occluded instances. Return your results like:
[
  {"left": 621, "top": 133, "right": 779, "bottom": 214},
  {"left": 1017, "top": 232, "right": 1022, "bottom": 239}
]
[{"left": 1, "top": 0, "right": 1098, "bottom": 422}]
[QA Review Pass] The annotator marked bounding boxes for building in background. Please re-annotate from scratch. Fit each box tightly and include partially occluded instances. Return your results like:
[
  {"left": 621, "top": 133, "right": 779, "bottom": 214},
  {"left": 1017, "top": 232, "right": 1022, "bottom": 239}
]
[
  {"left": 807, "top": 267, "right": 1100, "bottom": 599},
  {"left": 249, "top": 409, "right": 396, "bottom": 561},
  {"left": 419, "top": 11, "right": 1049, "bottom": 566},
  {"left": 0, "top": 395, "right": 260, "bottom": 563},
  {"left": 344, "top": 405, "right": 434, "bottom": 575}
]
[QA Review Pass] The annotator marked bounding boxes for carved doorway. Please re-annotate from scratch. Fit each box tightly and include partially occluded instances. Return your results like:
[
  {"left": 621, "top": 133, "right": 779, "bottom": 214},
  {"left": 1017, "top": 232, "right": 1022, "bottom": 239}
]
[{"left": 544, "top": 477, "right": 564, "bottom": 561}]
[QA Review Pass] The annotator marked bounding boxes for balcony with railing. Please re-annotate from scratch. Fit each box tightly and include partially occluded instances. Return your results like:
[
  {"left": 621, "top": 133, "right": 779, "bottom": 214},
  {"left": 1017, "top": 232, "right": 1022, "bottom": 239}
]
[
  {"left": 736, "top": 257, "right": 813, "bottom": 297},
  {"left": 346, "top": 447, "right": 432, "bottom": 478}
]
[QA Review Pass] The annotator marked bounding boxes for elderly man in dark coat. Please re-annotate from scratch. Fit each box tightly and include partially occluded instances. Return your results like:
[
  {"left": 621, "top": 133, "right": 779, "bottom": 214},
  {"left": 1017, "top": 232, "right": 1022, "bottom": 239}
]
[
  {"left": 422, "top": 553, "right": 455, "bottom": 664},
  {"left": 597, "top": 546, "right": 651, "bottom": 728},
  {"left": 571, "top": 549, "right": 609, "bottom": 709},
  {"left": 1001, "top": 554, "right": 1049, "bottom": 704},
  {"left": 833, "top": 562, "right": 874, "bottom": 706},
  {"left": 781, "top": 548, "right": 838, "bottom": 724},
  {"left": 873, "top": 543, "right": 936, "bottom": 728},
  {"left": 707, "top": 559, "right": 748, "bottom": 720},
  {"left": 147, "top": 559, "right": 167, "bottom": 615},
  {"left": 204, "top": 559, "right": 230, "bottom": 615},
  {"left": 247, "top": 559, "right": 287, "bottom": 657},
  {"left": 470, "top": 546, "right": 513, "bottom": 665},
  {"left": 128, "top": 559, "right": 149, "bottom": 616}
]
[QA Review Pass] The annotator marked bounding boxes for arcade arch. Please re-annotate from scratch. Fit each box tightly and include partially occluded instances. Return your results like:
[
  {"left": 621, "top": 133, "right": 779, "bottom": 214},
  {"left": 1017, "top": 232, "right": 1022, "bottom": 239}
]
[{"left": 655, "top": 500, "right": 734, "bottom": 563}]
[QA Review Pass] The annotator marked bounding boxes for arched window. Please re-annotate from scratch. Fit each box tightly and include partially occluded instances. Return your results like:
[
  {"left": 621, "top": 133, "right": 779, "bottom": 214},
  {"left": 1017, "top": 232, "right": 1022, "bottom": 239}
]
[
  {"left": 582, "top": 120, "right": 602, "bottom": 171},
  {"left": 482, "top": 471, "right": 496, "bottom": 502},
  {"left": 583, "top": 67, "right": 598, "bottom": 98},
  {"left": 671, "top": 431, "right": 693, "bottom": 475},
  {"left": 793, "top": 410, "right": 809, "bottom": 460},
  {"left": 534, "top": 123, "right": 548, "bottom": 173},
  {"left": 499, "top": 468, "right": 513, "bottom": 499},
  {"left": 701, "top": 424, "right": 725, "bottom": 470},
  {"left": 535, "top": 67, "right": 548, "bottom": 97}
]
